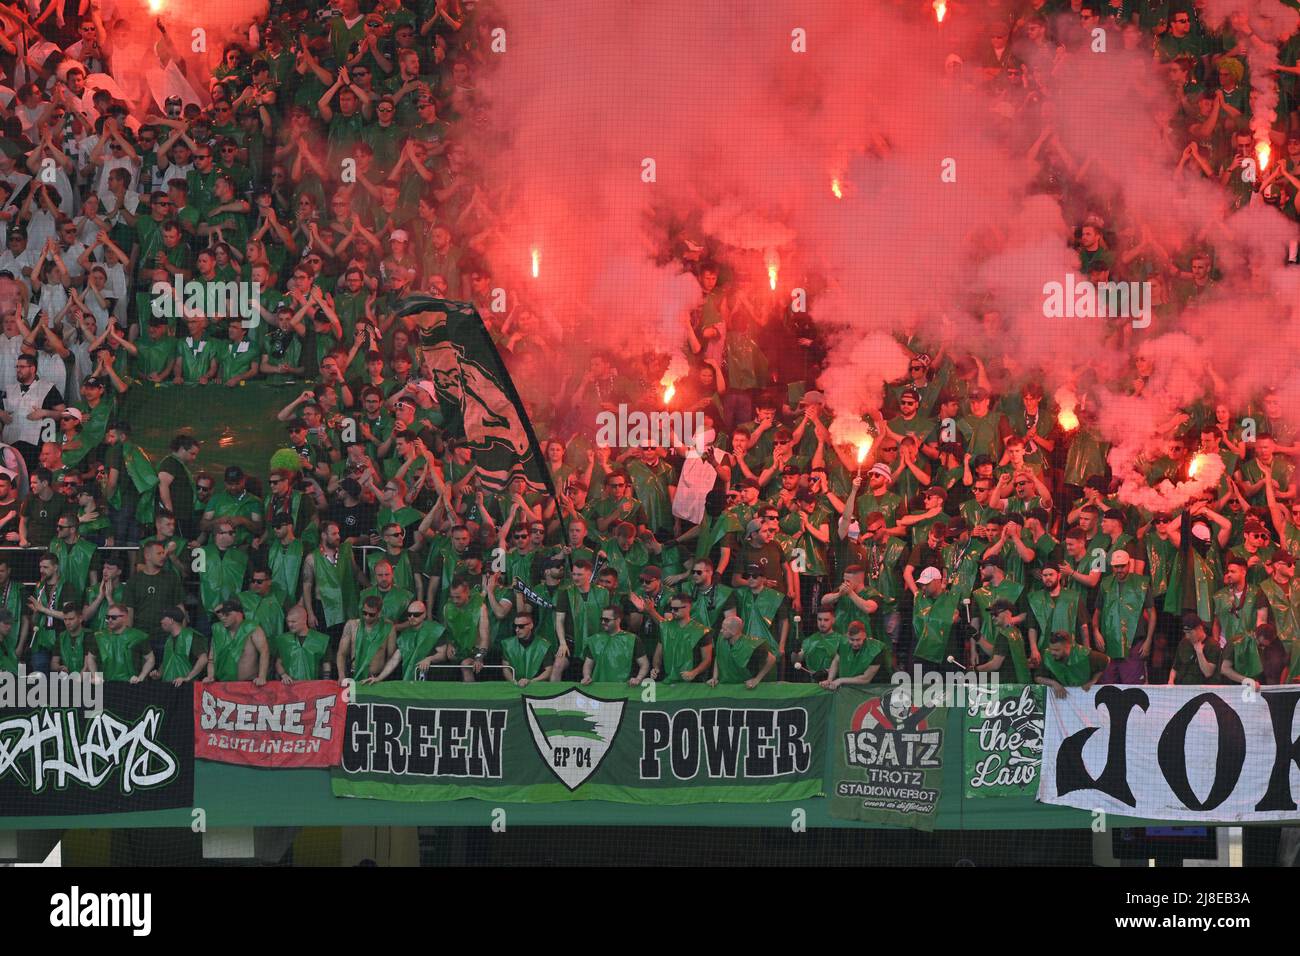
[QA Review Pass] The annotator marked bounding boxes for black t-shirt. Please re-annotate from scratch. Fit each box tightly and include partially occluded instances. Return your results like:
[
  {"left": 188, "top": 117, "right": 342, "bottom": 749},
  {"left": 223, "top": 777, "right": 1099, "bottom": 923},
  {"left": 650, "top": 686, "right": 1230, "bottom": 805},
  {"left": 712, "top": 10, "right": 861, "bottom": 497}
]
[
  {"left": 327, "top": 499, "right": 378, "bottom": 541},
  {"left": 21, "top": 492, "right": 67, "bottom": 548}
]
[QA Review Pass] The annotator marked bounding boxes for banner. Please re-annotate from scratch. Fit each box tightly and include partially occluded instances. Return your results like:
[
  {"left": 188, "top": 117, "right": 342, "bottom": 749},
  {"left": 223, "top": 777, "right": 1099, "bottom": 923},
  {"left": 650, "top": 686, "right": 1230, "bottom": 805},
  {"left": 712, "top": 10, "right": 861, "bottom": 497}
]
[
  {"left": 964, "top": 683, "right": 1044, "bottom": 799},
  {"left": 194, "top": 681, "right": 347, "bottom": 769},
  {"left": 1039, "top": 685, "right": 1300, "bottom": 823},
  {"left": 332, "top": 682, "right": 829, "bottom": 804},
  {"left": 0, "top": 682, "right": 193, "bottom": 816},
  {"left": 393, "top": 297, "right": 556, "bottom": 495},
  {"left": 828, "top": 686, "right": 949, "bottom": 830}
]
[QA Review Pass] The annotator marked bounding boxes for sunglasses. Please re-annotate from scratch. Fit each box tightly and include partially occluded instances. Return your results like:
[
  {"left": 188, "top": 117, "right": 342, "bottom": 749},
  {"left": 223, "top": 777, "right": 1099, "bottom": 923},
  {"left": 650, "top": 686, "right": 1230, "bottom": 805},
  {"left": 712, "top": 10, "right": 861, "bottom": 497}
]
[
  {"left": 406, "top": 611, "right": 423, "bottom": 618},
  {"left": 670, "top": 606, "right": 686, "bottom": 612},
  {"left": 513, "top": 623, "right": 530, "bottom": 629},
  {"left": 106, "top": 614, "right": 126, "bottom": 621}
]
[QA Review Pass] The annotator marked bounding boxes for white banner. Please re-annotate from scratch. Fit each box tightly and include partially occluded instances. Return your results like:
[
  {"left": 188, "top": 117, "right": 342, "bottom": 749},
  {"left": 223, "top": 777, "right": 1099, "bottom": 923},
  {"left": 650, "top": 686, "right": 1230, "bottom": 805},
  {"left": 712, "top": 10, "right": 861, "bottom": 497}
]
[{"left": 1038, "top": 685, "right": 1300, "bottom": 823}]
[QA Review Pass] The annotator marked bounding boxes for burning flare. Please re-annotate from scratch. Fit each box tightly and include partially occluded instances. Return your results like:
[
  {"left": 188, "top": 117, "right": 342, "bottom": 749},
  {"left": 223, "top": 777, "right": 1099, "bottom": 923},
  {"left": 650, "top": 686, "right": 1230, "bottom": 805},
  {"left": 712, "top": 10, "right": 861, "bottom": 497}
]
[
  {"left": 831, "top": 178, "right": 843, "bottom": 199},
  {"left": 856, "top": 436, "right": 874, "bottom": 463},
  {"left": 1188, "top": 453, "right": 1209, "bottom": 480},
  {"left": 148, "top": 0, "right": 165, "bottom": 11},
  {"left": 1057, "top": 408, "right": 1079, "bottom": 432},
  {"left": 764, "top": 249, "right": 780, "bottom": 291},
  {"left": 933, "top": 0, "right": 947, "bottom": 23},
  {"left": 531, "top": 248, "right": 540, "bottom": 279},
  {"left": 1256, "top": 141, "right": 1271, "bottom": 173},
  {"left": 662, "top": 381, "right": 676, "bottom": 405}
]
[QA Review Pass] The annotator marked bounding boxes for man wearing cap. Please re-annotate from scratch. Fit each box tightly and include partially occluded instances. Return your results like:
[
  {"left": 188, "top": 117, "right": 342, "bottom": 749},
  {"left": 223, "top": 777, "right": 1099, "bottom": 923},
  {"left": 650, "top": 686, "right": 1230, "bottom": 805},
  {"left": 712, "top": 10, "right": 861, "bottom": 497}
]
[
  {"left": 708, "top": 615, "right": 777, "bottom": 688},
  {"left": 1026, "top": 564, "right": 1088, "bottom": 668},
  {"left": 820, "top": 620, "right": 887, "bottom": 690},
  {"left": 51, "top": 602, "right": 92, "bottom": 677},
  {"left": 1092, "top": 549, "right": 1154, "bottom": 684},
  {"left": 89, "top": 603, "right": 154, "bottom": 683},
  {"left": 732, "top": 510, "right": 790, "bottom": 592},
  {"left": 201, "top": 465, "right": 263, "bottom": 550},
  {"left": 268, "top": 605, "right": 331, "bottom": 683},
  {"left": 974, "top": 600, "right": 1032, "bottom": 683},
  {"left": 732, "top": 562, "right": 791, "bottom": 673},
  {"left": 154, "top": 607, "right": 208, "bottom": 686},
  {"left": 626, "top": 564, "right": 671, "bottom": 634},
  {"left": 65, "top": 374, "right": 111, "bottom": 465},
  {"left": 1256, "top": 550, "right": 1300, "bottom": 646},
  {"left": 1037, "top": 630, "right": 1109, "bottom": 698},
  {"left": 971, "top": 556, "right": 1025, "bottom": 645},
  {"left": 838, "top": 466, "right": 904, "bottom": 532},
  {"left": 911, "top": 567, "right": 963, "bottom": 674},
  {"left": 206, "top": 599, "right": 270, "bottom": 685},
  {"left": 1230, "top": 516, "right": 1276, "bottom": 587},
  {"left": 1168, "top": 613, "right": 1222, "bottom": 685},
  {"left": 849, "top": 511, "right": 907, "bottom": 647}
]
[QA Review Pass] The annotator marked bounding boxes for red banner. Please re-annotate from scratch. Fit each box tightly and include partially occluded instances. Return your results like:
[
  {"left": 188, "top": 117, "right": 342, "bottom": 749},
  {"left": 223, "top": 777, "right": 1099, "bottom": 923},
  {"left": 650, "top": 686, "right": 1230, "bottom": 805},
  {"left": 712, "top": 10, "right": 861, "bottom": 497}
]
[{"left": 194, "top": 681, "right": 347, "bottom": 768}]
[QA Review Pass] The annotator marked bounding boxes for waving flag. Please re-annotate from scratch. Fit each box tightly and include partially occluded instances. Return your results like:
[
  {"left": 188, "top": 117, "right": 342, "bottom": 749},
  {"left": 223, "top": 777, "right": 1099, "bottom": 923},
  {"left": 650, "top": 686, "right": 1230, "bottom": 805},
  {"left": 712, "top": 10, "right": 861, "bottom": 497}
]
[{"left": 394, "top": 295, "right": 555, "bottom": 496}]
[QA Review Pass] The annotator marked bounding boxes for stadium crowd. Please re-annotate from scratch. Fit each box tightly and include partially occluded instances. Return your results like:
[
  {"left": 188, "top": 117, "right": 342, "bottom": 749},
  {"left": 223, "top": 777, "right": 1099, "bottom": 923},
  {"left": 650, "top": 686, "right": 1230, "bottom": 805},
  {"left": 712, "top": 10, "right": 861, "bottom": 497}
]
[{"left": 0, "top": 0, "right": 1295, "bottom": 697}]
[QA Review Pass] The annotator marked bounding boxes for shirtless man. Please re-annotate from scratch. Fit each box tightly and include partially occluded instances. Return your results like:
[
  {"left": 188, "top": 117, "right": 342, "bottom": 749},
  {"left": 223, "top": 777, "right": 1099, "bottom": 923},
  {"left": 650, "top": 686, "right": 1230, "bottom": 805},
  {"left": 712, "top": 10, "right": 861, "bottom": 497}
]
[{"left": 204, "top": 599, "right": 270, "bottom": 685}]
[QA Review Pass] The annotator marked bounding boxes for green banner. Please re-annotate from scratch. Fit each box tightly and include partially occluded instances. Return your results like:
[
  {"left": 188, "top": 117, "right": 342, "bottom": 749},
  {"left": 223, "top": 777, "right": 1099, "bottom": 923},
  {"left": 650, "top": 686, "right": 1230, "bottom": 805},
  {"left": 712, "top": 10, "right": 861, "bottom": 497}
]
[
  {"left": 332, "top": 682, "right": 829, "bottom": 804},
  {"left": 963, "top": 683, "right": 1044, "bottom": 799},
  {"left": 827, "top": 686, "right": 948, "bottom": 830}
]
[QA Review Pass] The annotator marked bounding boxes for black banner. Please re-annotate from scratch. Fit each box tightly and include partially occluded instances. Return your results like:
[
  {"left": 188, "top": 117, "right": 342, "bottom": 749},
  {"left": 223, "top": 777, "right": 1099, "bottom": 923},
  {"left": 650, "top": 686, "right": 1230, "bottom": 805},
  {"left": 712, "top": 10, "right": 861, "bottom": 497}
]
[{"left": 0, "top": 681, "right": 194, "bottom": 816}]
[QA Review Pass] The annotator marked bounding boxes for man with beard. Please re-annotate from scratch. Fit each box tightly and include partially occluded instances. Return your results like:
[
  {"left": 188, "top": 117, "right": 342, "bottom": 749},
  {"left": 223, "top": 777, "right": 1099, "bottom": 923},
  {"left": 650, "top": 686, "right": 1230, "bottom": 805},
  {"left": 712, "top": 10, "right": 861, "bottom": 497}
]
[
  {"left": 1221, "top": 622, "right": 1291, "bottom": 687},
  {"left": 677, "top": 557, "right": 736, "bottom": 631},
  {"left": 795, "top": 607, "right": 844, "bottom": 682},
  {"left": 819, "top": 620, "right": 887, "bottom": 690},
  {"left": 1211, "top": 555, "right": 1260, "bottom": 650},
  {"left": 337, "top": 595, "right": 394, "bottom": 682},
  {"left": 360, "top": 600, "right": 445, "bottom": 683},
  {"left": 1037, "top": 630, "right": 1109, "bottom": 698},
  {"left": 1092, "top": 550, "right": 1154, "bottom": 684},
  {"left": 1027, "top": 563, "right": 1089, "bottom": 670},
  {"left": 581, "top": 606, "right": 649, "bottom": 685},
  {"left": 640, "top": 592, "right": 712, "bottom": 685}
]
